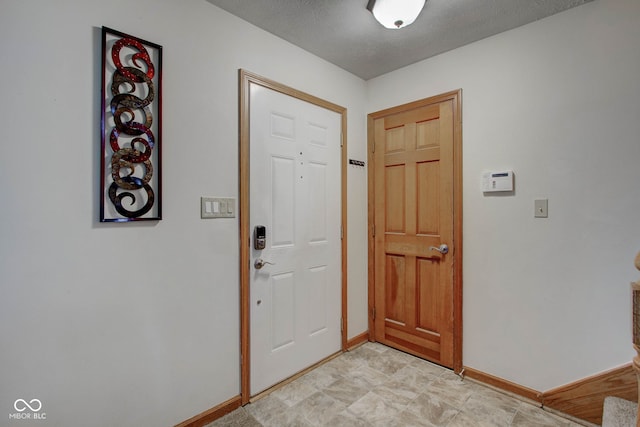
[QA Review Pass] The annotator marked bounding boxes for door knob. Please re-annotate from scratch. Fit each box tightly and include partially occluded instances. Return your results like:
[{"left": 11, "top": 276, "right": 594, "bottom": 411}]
[
  {"left": 254, "top": 258, "right": 275, "bottom": 269},
  {"left": 429, "top": 244, "right": 449, "bottom": 255}
]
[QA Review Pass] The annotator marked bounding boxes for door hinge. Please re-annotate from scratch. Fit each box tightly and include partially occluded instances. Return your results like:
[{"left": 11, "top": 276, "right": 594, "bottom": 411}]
[
  {"left": 341, "top": 225, "right": 344, "bottom": 240},
  {"left": 340, "top": 317, "right": 344, "bottom": 332},
  {"left": 371, "top": 307, "right": 376, "bottom": 320},
  {"left": 372, "top": 224, "right": 375, "bottom": 237},
  {"left": 340, "top": 132, "right": 344, "bottom": 147}
]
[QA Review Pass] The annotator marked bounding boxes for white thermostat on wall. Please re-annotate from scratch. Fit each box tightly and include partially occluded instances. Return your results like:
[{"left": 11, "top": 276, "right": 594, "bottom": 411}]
[{"left": 482, "top": 170, "right": 514, "bottom": 192}]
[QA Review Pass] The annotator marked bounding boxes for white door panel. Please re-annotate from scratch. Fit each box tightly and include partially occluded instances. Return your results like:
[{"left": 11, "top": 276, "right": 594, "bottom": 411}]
[{"left": 250, "top": 84, "right": 341, "bottom": 395}]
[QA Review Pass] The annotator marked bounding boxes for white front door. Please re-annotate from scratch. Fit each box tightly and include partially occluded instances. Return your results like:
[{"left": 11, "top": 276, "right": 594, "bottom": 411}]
[{"left": 249, "top": 84, "right": 342, "bottom": 396}]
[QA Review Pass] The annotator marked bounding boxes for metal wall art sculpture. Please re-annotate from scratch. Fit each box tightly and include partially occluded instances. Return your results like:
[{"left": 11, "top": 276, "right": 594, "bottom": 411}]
[{"left": 101, "top": 27, "right": 162, "bottom": 222}]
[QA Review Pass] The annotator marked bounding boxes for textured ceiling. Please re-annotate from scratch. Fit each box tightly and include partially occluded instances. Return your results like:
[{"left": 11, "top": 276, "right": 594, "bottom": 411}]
[{"left": 205, "top": 0, "right": 594, "bottom": 80}]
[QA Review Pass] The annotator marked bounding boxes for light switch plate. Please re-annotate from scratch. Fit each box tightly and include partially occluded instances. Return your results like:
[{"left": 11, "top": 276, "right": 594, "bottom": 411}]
[
  {"left": 534, "top": 199, "right": 548, "bottom": 218},
  {"left": 201, "top": 197, "right": 236, "bottom": 218}
]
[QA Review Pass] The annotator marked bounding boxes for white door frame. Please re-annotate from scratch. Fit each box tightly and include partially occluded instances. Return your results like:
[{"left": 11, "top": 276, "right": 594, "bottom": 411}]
[{"left": 238, "top": 69, "right": 348, "bottom": 404}]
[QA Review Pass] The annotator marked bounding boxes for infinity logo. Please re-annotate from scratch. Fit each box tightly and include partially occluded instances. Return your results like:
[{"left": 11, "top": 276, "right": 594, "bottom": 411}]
[{"left": 14, "top": 399, "right": 42, "bottom": 412}]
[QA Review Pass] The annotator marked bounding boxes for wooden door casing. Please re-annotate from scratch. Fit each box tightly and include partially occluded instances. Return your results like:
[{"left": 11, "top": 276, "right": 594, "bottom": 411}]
[{"left": 368, "top": 90, "right": 462, "bottom": 371}]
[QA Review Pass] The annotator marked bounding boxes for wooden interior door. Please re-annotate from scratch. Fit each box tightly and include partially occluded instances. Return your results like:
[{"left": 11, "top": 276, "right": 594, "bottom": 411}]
[{"left": 369, "top": 91, "right": 462, "bottom": 370}]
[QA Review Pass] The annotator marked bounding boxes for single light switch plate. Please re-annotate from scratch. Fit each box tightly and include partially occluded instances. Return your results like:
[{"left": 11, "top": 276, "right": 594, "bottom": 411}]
[
  {"left": 534, "top": 199, "right": 548, "bottom": 218},
  {"left": 201, "top": 197, "right": 236, "bottom": 218}
]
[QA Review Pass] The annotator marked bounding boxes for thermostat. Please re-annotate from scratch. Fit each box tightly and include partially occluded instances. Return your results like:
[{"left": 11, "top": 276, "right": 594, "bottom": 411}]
[{"left": 482, "top": 171, "right": 514, "bottom": 192}]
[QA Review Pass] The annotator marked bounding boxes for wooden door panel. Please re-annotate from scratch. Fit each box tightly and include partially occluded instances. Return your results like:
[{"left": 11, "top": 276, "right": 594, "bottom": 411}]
[
  {"left": 372, "top": 93, "right": 460, "bottom": 369},
  {"left": 417, "top": 119, "right": 440, "bottom": 149},
  {"left": 385, "top": 254, "right": 406, "bottom": 323},
  {"left": 385, "top": 165, "right": 405, "bottom": 233},
  {"left": 385, "top": 321, "right": 441, "bottom": 358},
  {"left": 385, "top": 127, "right": 406, "bottom": 153},
  {"left": 417, "top": 256, "right": 441, "bottom": 332},
  {"left": 416, "top": 161, "right": 440, "bottom": 235},
  {"left": 384, "top": 151, "right": 437, "bottom": 167},
  {"left": 385, "top": 235, "right": 442, "bottom": 256},
  {"left": 384, "top": 104, "right": 440, "bottom": 129}
]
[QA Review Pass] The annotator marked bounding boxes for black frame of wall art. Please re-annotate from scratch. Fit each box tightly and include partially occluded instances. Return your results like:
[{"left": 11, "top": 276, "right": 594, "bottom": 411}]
[{"left": 100, "top": 26, "right": 162, "bottom": 222}]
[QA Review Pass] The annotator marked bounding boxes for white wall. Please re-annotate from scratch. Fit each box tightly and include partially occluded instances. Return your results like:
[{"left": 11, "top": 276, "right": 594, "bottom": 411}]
[
  {"left": 0, "top": 1, "right": 368, "bottom": 426},
  {"left": 3, "top": 0, "right": 638, "bottom": 424},
  {"left": 367, "top": 0, "right": 640, "bottom": 391}
]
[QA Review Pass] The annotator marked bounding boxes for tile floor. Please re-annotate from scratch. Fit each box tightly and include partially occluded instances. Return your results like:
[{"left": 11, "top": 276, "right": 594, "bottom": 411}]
[{"left": 207, "top": 342, "right": 588, "bottom": 427}]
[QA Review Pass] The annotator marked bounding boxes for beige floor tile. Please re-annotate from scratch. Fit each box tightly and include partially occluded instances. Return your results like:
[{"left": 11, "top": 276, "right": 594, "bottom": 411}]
[
  {"left": 366, "top": 352, "right": 409, "bottom": 375},
  {"left": 424, "top": 373, "right": 477, "bottom": 408},
  {"left": 409, "top": 358, "right": 450, "bottom": 376},
  {"left": 344, "top": 364, "right": 391, "bottom": 388},
  {"left": 271, "top": 377, "right": 319, "bottom": 407},
  {"left": 371, "top": 409, "right": 436, "bottom": 427},
  {"left": 512, "top": 401, "right": 576, "bottom": 426},
  {"left": 391, "top": 364, "right": 439, "bottom": 392},
  {"left": 405, "top": 392, "right": 459, "bottom": 426},
  {"left": 299, "top": 363, "right": 344, "bottom": 389},
  {"left": 207, "top": 344, "right": 586, "bottom": 427},
  {"left": 361, "top": 341, "right": 390, "bottom": 353},
  {"left": 243, "top": 394, "right": 288, "bottom": 426},
  {"left": 322, "top": 377, "right": 370, "bottom": 405},
  {"left": 447, "top": 410, "right": 499, "bottom": 427},
  {"left": 347, "top": 391, "right": 405, "bottom": 424},
  {"left": 290, "top": 391, "right": 347, "bottom": 426},
  {"left": 204, "top": 407, "right": 261, "bottom": 427},
  {"left": 324, "top": 409, "right": 372, "bottom": 427},
  {"left": 372, "top": 378, "right": 421, "bottom": 406}
]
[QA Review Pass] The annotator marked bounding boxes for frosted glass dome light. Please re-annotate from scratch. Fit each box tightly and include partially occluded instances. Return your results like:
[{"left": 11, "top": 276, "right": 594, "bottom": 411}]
[{"left": 367, "top": 0, "right": 426, "bottom": 29}]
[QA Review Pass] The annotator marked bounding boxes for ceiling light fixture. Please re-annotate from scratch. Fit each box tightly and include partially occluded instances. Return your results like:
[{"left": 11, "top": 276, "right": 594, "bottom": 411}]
[{"left": 366, "top": 0, "right": 426, "bottom": 29}]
